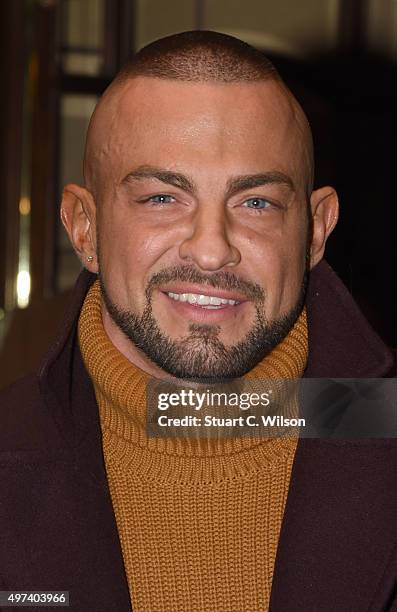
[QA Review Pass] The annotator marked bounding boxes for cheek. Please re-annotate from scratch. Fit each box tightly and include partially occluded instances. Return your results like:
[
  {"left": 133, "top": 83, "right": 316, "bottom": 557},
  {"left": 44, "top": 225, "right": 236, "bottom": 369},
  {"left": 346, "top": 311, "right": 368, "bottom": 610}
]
[
  {"left": 96, "top": 209, "right": 176, "bottom": 310},
  {"left": 274, "top": 226, "right": 307, "bottom": 313},
  {"left": 239, "top": 218, "right": 307, "bottom": 317}
]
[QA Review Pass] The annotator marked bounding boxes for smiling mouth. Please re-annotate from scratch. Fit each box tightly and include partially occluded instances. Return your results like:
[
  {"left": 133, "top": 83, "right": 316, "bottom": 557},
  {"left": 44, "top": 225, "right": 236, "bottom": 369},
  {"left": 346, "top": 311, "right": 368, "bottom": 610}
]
[{"left": 165, "top": 291, "right": 240, "bottom": 309}]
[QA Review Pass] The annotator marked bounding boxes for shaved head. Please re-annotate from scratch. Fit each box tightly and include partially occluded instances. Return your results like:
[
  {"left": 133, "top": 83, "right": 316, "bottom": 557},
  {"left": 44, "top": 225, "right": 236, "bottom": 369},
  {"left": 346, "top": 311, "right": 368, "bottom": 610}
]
[
  {"left": 83, "top": 30, "right": 314, "bottom": 198},
  {"left": 113, "top": 29, "right": 279, "bottom": 83}
]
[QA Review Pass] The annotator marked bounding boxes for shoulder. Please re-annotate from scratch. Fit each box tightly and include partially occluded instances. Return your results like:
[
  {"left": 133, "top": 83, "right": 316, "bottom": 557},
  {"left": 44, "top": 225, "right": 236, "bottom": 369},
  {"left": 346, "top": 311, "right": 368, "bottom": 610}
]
[{"left": 0, "top": 374, "right": 63, "bottom": 453}]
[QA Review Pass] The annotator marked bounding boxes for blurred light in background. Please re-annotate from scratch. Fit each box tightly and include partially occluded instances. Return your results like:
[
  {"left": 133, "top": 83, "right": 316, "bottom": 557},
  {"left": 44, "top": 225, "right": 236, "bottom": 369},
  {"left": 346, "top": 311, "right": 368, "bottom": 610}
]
[
  {"left": 17, "top": 193, "right": 31, "bottom": 308},
  {"left": 16, "top": 270, "right": 31, "bottom": 309},
  {"left": 19, "top": 196, "right": 31, "bottom": 216}
]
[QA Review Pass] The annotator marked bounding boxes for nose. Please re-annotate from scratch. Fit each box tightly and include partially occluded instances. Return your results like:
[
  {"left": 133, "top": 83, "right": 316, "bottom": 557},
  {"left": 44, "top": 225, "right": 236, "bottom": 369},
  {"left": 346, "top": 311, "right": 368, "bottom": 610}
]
[{"left": 178, "top": 208, "right": 241, "bottom": 271}]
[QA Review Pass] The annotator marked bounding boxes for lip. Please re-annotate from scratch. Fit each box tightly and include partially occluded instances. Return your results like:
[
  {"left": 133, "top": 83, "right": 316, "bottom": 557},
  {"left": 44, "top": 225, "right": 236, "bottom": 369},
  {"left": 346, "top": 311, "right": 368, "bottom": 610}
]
[
  {"left": 157, "top": 289, "right": 248, "bottom": 323},
  {"left": 158, "top": 283, "right": 249, "bottom": 303}
]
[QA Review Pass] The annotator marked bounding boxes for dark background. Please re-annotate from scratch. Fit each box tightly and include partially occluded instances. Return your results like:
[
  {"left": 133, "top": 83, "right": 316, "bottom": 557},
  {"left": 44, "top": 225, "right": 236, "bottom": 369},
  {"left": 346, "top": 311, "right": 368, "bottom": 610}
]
[{"left": 275, "top": 50, "right": 397, "bottom": 343}]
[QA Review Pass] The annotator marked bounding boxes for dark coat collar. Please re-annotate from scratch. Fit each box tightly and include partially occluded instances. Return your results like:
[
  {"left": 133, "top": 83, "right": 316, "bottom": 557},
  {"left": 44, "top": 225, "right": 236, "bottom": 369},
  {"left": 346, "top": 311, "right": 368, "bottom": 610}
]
[{"left": 304, "top": 260, "right": 393, "bottom": 377}]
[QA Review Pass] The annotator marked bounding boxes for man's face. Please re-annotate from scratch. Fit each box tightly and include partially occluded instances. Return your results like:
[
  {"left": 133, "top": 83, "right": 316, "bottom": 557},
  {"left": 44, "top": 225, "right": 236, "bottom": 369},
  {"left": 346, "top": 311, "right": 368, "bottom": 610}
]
[{"left": 93, "top": 77, "right": 310, "bottom": 380}]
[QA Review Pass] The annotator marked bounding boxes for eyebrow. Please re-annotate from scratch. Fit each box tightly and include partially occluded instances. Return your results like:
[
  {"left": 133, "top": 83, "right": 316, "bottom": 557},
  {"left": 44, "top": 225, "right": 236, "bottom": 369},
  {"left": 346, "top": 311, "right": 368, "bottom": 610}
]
[
  {"left": 122, "top": 166, "right": 196, "bottom": 194},
  {"left": 122, "top": 165, "right": 295, "bottom": 198},
  {"left": 225, "top": 171, "right": 295, "bottom": 199}
]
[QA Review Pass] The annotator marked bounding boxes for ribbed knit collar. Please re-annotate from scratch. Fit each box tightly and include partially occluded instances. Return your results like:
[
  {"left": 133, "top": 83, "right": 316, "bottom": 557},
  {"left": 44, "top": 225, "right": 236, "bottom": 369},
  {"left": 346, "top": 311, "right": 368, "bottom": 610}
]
[{"left": 78, "top": 280, "right": 308, "bottom": 468}]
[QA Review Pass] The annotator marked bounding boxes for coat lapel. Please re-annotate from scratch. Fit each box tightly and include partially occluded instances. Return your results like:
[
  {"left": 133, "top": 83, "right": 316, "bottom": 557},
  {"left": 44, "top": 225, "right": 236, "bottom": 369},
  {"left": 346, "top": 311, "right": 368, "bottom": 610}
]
[
  {"left": 269, "top": 439, "right": 397, "bottom": 611},
  {"left": 270, "top": 262, "right": 396, "bottom": 610},
  {"left": 38, "top": 277, "right": 131, "bottom": 610}
]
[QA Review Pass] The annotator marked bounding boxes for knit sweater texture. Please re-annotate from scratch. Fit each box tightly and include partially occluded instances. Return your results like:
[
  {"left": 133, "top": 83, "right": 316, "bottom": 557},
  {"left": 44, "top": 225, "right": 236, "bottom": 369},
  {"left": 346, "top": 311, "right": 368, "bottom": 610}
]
[{"left": 78, "top": 280, "right": 308, "bottom": 611}]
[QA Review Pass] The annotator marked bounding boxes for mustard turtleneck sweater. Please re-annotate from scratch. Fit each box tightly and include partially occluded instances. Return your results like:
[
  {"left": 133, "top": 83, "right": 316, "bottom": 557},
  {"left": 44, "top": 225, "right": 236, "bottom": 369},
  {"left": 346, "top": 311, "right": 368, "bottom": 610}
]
[{"left": 78, "top": 281, "right": 308, "bottom": 611}]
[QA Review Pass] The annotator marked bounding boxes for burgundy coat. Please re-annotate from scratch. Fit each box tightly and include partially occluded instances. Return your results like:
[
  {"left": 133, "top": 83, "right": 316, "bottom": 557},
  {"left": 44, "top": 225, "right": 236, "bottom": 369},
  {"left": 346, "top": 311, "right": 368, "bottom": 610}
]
[{"left": 0, "top": 260, "right": 396, "bottom": 611}]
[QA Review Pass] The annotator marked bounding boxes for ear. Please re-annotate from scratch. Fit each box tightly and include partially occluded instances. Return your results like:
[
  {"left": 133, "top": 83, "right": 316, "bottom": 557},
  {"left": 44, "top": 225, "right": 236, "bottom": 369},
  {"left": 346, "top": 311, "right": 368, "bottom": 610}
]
[
  {"left": 309, "top": 186, "right": 339, "bottom": 269},
  {"left": 60, "top": 184, "right": 98, "bottom": 273}
]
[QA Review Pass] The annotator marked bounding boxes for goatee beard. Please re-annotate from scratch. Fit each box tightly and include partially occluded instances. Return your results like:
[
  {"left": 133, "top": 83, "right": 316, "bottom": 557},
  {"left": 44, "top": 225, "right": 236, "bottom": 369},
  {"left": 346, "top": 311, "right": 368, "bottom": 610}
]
[{"left": 99, "top": 266, "right": 307, "bottom": 383}]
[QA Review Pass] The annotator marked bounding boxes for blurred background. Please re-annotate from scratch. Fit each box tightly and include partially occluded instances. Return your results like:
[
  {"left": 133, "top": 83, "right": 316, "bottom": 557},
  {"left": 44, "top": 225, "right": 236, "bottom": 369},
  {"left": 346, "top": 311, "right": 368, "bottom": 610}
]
[{"left": 1, "top": 0, "right": 396, "bottom": 388}]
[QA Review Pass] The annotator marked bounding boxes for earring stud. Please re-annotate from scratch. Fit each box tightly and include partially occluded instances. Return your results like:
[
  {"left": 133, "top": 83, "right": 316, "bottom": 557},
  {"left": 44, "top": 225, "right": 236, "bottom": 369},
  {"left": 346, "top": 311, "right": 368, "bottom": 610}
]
[{"left": 87, "top": 255, "right": 94, "bottom": 262}]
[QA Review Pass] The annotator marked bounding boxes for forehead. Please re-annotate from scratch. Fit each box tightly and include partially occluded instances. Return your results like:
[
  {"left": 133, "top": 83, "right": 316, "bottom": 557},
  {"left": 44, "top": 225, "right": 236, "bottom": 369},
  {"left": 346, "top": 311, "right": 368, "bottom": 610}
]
[{"left": 90, "top": 76, "right": 308, "bottom": 190}]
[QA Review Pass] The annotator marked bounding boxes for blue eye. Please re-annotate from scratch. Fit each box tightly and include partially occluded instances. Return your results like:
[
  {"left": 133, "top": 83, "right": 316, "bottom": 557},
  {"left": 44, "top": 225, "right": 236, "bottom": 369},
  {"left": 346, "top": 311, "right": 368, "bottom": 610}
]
[
  {"left": 244, "top": 197, "right": 271, "bottom": 210},
  {"left": 149, "top": 194, "right": 175, "bottom": 204}
]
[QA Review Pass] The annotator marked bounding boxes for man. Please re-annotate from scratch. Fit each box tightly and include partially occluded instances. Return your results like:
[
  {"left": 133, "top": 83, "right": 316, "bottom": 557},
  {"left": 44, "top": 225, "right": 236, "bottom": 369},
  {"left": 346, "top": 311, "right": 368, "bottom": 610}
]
[{"left": 1, "top": 31, "right": 396, "bottom": 612}]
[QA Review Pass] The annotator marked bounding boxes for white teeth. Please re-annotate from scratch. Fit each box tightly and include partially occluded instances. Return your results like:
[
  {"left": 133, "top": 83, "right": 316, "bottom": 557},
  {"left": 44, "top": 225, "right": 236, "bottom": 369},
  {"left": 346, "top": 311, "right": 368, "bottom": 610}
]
[
  {"left": 167, "top": 291, "right": 239, "bottom": 306},
  {"left": 197, "top": 295, "right": 210, "bottom": 305}
]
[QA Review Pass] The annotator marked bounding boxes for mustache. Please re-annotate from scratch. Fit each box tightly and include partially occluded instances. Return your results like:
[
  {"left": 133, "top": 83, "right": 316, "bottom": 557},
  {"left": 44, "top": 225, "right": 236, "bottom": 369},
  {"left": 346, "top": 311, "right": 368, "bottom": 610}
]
[{"left": 145, "top": 265, "right": 265, "bottom": 302}]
